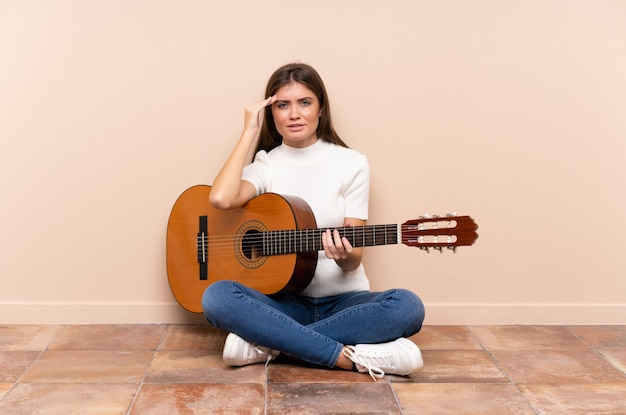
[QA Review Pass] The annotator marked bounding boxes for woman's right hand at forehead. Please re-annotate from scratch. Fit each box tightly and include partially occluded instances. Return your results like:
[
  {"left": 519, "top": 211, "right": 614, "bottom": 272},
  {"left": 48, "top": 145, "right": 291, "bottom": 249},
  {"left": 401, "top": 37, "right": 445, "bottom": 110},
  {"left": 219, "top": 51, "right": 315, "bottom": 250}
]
[{"left": 243, "top": 95, "right": 277, "bottom": 137}]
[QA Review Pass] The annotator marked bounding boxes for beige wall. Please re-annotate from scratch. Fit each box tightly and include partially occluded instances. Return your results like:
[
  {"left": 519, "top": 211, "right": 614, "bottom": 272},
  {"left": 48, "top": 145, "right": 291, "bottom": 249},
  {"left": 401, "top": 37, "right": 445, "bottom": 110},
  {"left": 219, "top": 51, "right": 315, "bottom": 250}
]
[{"left": 1, "top": 0, "right": 625, "bottom": 324}]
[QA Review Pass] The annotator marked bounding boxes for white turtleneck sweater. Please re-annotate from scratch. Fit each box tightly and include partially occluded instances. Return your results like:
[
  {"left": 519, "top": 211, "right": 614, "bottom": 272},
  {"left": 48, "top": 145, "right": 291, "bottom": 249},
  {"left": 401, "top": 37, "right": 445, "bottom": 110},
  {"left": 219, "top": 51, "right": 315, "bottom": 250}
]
[{"left": 242, "top": 139, "right": 370, "bottom": 297}]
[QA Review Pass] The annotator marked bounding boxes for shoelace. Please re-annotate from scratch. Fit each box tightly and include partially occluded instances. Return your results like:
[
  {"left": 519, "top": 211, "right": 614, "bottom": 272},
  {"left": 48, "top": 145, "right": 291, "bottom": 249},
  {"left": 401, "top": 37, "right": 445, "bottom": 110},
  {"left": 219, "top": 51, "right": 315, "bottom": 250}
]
[
  {"left": 252, "top": 346, "right": 275, "bottom": 367},
  {"left": 343, "top": 346, "right": 385, "bottom": 381}
]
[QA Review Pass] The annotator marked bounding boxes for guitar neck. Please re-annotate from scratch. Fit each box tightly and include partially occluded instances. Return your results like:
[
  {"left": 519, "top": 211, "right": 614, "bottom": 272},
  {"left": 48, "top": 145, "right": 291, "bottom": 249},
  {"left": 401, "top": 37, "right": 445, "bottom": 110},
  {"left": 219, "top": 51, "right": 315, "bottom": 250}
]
[{"left": 260, "top": 224, "right": 399, "bottom": 256}]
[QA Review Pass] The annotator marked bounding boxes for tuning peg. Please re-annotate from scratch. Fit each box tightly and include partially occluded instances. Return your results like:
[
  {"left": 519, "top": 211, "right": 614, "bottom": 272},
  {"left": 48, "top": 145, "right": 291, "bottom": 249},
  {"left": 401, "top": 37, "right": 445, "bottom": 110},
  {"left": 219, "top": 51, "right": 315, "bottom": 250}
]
[
  {"left": 447, "top": 246, "right": 457, "bottom": 253},
  {"left": 420, "top": 246, "right": 430, "bottom": 253},
  {"left": 446, "top": 212, "right": 457, "bottom": 217},
  {"left": 434, "top": 246, "right": 443, "bottom": 253}
]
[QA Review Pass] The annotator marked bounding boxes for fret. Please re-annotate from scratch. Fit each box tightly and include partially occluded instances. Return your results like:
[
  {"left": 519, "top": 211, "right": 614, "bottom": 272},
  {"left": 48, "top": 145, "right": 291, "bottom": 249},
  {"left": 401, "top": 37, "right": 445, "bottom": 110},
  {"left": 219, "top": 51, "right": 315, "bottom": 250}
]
[
  {"left": 261, "top": 224, "right": 399, "bottom": 256},
  {"left": 295, "top": 229, "right": 301, "bottom": 253}
]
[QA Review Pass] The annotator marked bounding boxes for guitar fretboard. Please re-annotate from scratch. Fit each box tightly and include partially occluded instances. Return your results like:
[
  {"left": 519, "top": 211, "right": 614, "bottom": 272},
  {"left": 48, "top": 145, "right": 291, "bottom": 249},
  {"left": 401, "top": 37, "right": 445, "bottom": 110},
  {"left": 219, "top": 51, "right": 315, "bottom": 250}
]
[{"left": 257, "top": 225, "right": 400, "bottom": 256}]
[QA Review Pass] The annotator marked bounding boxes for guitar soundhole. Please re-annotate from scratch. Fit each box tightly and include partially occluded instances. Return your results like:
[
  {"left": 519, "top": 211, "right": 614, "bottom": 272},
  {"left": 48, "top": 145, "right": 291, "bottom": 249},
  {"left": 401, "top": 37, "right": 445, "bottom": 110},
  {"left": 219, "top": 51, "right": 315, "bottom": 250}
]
[
  {"left": 242, "top": 230, "right": 262, "bottom": 260},
  {"left": 235, "top": 220, "right": 268, "bottom": 269}
]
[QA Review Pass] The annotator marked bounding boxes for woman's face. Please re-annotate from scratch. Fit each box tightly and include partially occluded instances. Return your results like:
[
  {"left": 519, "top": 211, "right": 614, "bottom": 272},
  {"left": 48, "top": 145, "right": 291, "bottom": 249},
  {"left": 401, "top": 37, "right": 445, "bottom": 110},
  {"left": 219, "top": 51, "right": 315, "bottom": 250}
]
[{"left": 271, "top": 81, "right": 321, "bottom": 148}]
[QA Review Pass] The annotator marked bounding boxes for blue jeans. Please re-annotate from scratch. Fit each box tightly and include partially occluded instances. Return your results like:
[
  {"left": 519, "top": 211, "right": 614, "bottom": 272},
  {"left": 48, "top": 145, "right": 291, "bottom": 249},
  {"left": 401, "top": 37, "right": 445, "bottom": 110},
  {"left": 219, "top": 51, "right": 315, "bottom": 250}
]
[{"left": 202, "top": 281, "right": 425, "bottom": 368}]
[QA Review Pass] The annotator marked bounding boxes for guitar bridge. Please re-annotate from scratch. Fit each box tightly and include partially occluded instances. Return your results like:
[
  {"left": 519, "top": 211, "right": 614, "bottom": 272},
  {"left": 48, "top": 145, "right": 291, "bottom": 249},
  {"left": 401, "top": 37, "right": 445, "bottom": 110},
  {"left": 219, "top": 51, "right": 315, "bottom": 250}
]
[{"left": 197, "top": 216, "right": 208, "bottom": 280}]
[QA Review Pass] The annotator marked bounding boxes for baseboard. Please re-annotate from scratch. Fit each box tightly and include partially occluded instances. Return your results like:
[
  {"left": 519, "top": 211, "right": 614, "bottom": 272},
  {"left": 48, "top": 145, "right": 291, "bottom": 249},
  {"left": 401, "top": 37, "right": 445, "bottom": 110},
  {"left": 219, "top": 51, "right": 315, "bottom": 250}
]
[
  {"left": 1, "top": 301, "right": 625, "bottom": 325},
  {"left": 423, "top": 302, "right": 626, "bottom": 325}
]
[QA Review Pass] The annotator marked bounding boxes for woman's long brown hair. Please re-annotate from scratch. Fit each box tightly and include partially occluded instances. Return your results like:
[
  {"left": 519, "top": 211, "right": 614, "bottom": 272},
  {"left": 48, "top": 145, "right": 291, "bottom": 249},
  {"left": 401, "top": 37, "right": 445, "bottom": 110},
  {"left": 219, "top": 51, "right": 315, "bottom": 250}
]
[{"left": 255, "top": 63, "right": 348, "bottom": 154}]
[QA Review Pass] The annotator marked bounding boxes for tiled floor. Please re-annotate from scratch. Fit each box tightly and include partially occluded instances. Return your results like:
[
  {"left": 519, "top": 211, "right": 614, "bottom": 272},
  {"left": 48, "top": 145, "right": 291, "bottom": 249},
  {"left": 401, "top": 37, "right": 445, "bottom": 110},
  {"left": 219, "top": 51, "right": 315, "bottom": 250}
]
[{"left": 1, "top": 324, "right": 625, "bottom": 414}]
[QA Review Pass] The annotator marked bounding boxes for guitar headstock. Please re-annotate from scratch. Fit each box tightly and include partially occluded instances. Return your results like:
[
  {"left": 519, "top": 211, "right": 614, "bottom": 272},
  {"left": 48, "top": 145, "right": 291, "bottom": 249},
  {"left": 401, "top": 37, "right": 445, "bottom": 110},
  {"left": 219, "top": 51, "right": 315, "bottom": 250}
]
[{"left": 401, "top": 214, "right": 478, "bottom": 252}]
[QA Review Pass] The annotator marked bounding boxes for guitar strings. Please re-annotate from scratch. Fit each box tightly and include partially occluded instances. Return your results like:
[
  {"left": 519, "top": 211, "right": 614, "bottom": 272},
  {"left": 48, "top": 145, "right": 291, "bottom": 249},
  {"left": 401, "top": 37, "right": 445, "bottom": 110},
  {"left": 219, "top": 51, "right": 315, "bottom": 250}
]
[
  {"left": 192, "top": 223, "right": 461, "bottom": 258},
  {"left": 194, "top": 225, "right": 392, "bottom": 257},
  {"left": 195, "top": 222, "right": 458, "bottom": 241},
  {"left": 195, "top": 224, "right": 457, "bottom": 242}
]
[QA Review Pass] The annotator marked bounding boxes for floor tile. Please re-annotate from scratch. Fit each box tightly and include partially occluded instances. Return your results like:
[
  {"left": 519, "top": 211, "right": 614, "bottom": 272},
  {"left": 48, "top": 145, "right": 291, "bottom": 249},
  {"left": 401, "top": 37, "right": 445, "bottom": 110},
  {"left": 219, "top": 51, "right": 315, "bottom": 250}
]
[
  {"left": 410, "top": 325, "right": 483, "bottom": 350},
  {"left": 0, "top": 383, "right": 13, "bottom": 400},
  {"left": 0, "top": 351, "right": 40, "bottom": 382},
  {"left": 268, "top": 361, "right": 371, "bottom": 383},
  {"left": 1, "top": 324, "right": 624, "bottom": 414},
  {"left": 490, "top": 349, "right": 626, "bottom": 384},
  {"left": 598, "top": 348, "right": 626, "bottom": 375},
  {"left": 401, "top": 350, "right": 507, "bottom": 383},
  {"left": 393, "top": 383, "right": 536, "bottom": 415},
  {"left": 145, "top": 350, "right": 267, "bottom": 384},
  {"left": 158, "top": 324, "right": 227, "bottom": 351},
  {"left": 49, "top": 324, "right": 165, "bottom": 350},
  {"left": 0, "top": 325, "right": 63, "bottom": 351},
  {"left": 470, "top": 325, "right": 588, "bottom": 351},
  {"left": 20, "top": 350, "right": 153, "bottom": 383},
  {"left": 130, "top": 383, "right": 265, "bottom": 415},
  {"left": 0, "top": 383, "right": 137, "bottom": 415},
  {"left": 569, "top": 325, "right": 626, "bottom": 349},
  {"left": 267, "top": 382, "right": 400, "bottom": 414},
  {"left": 519, "top": 383, "right": 626, "bottom": 415}
]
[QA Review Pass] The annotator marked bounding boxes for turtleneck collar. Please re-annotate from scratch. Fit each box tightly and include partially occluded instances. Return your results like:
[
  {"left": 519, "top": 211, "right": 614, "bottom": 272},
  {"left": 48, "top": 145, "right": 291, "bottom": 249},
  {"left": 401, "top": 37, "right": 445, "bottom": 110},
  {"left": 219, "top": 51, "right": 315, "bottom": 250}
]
[{"left": 275, "top": 139, "right": 331, "bottom": 164}]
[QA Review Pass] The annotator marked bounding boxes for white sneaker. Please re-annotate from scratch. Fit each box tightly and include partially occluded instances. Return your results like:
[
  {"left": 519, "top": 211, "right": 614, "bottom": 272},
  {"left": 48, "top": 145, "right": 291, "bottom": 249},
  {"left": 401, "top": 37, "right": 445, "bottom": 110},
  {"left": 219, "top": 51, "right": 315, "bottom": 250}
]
[
  {"left": 222, "top": 333, "right": 279, "bottom": 366},
  {"left": 343, "top": 338, "right": 423, "bottom": 381}
]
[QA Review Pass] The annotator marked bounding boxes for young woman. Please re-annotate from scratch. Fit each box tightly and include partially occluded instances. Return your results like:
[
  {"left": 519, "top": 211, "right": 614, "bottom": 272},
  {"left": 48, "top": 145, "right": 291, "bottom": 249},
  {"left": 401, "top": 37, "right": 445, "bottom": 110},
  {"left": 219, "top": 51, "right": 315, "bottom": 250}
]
[{"left": 202, "top": 63, "right": 425, "bottom": 380}]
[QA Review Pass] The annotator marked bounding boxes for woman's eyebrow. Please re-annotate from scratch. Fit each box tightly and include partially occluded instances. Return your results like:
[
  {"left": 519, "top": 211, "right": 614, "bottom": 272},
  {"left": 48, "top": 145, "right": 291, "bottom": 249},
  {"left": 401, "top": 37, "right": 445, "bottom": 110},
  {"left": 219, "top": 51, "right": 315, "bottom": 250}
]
[{"left": 275, "top": 96, "right": 315, "bottom": 102}]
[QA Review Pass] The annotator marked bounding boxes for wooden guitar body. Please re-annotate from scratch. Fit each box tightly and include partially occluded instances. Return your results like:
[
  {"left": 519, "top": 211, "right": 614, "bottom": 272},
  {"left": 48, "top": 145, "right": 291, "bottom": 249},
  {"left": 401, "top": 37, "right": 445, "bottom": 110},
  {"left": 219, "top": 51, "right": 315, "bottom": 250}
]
[{"left": 166, "top": 185, "right": 317, "bottom": 313}]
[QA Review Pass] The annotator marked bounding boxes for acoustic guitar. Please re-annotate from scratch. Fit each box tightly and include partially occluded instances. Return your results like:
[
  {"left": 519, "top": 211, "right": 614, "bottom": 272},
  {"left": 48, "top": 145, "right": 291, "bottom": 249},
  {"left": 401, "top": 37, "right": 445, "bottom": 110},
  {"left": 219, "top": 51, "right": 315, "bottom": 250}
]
[{"left": 166, "top": 185, "right": 479, "bottom": 313}]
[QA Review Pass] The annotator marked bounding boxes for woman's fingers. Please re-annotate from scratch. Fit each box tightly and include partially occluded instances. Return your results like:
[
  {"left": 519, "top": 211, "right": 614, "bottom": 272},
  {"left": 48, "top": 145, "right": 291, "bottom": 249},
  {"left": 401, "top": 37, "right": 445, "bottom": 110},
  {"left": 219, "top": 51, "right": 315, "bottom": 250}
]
[
  {"left": 322, "top": 228, "right": 352, "bottom": 260},
  {"left": 243, "top": 95, "right": 277, "bottom": 133}
]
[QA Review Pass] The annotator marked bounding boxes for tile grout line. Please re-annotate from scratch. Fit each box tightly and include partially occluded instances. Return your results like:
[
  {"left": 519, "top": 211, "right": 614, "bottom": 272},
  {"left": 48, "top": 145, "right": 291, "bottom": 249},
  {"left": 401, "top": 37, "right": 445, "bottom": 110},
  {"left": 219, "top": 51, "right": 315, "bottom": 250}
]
[
  {"left": 465, "top": 325, "right": 542, "bottom": 415},
  {"left": 124, "top": 324, "right": 169, "bottom": 415},
  {"left": 386, "top": 377, "right": 405, "bottom": 415},
  {"left": 264, "top": 363, "right": 269, "bottom": 415},
  {"left": 564, "top": 325, "right": 626, "bottom": 378},
  {"left": 0, "top": 324, "right": 68, "bottom": 404}
]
